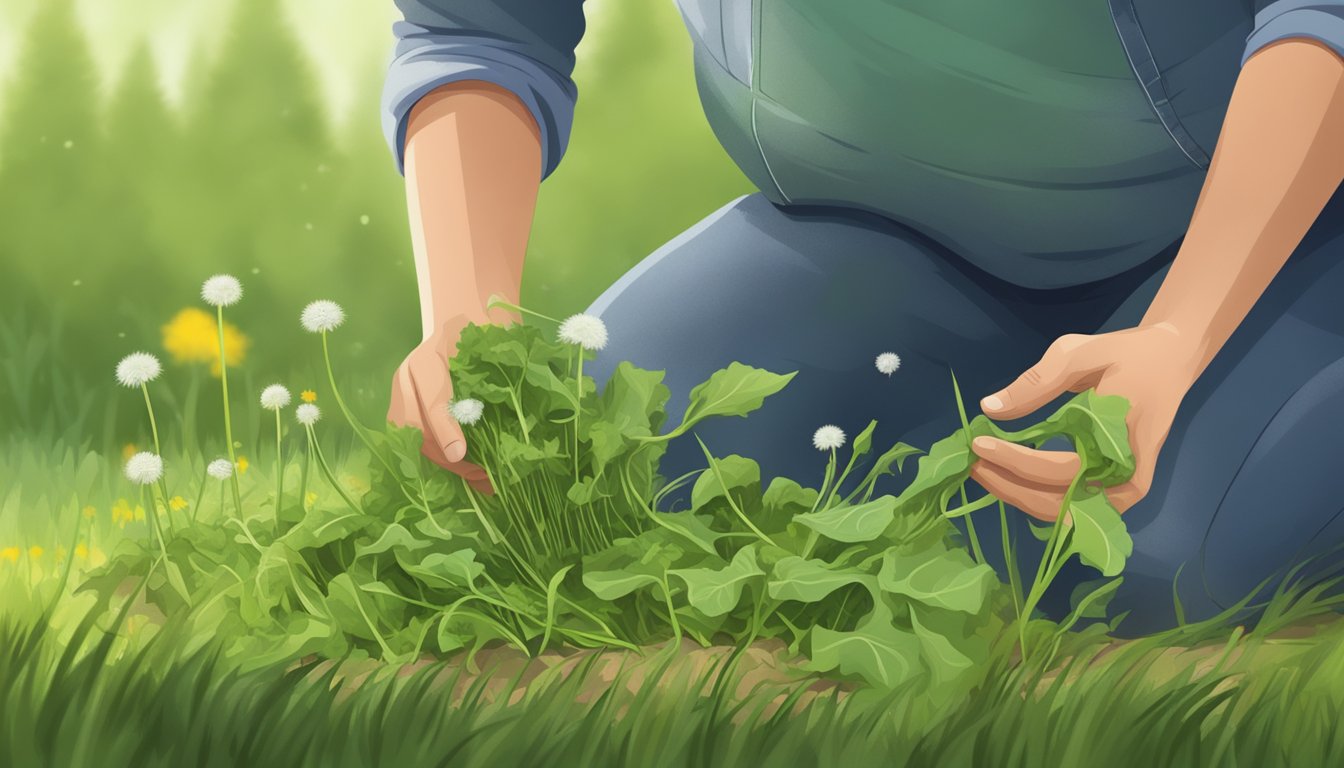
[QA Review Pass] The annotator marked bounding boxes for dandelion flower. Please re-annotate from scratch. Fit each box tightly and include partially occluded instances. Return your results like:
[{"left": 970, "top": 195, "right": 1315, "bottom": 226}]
[
  {"left": 207, "top": 458, "right": 234, "bottom": 480},
  {"left": 301, "top": 389, "right": 317, "bottom": 403},
  {"left": 81, "top": 505, "right": 96, "bottom": 519},
  {"left": 0, "top": 547, "right": 18, "bottom": 563},
  {"left": 296, "top": 403, "right": 321, "bottom": 426},
  {"left": 201, "top": 274, "right": 243, "bottom": 307},
  {"left": 28, "top": 546, "right": 43, "bottom": 561},
  {"left": 301, "top": 300, "right": 345, "bottom": 333},
  {"left": 115, "top": 352, "right": 162, "bottom": 388},
  {"left": 260, "top": 384, "right": 292, "bottom": 410},
  {"left": 812, "top": 425, "right": 846, "bottom": 451},
  {"left": 449, "top": 398, "right": 484, "bottom": 426},
  {"left": 122, "top": 443, "right": 138, "bottom": 461},
  {"left": 875, "top": 352, "right": 901, "bottom": 376},
  {"left": 75, "top": 543, "right": 89, "bottom": 560},
  {"left": 161, "top": 307, "right": 250, "bottom": 372},
  {"left": 169, "top": 496, "right": 188, "bottom": 512},
  {"left": 558, "top": 313, "right": 608, "bottom": 351},
  {"left": 236, "top": 457, "right": 249, "bottom": 474},
  {"left": 124, "top": 452, "right": 164, "bottom": 485}
]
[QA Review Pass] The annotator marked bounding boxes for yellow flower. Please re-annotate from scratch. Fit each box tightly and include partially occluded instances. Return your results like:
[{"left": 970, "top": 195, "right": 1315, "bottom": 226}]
[
  {"left": 28, "top": 546, "right": 43, "bottom": 560},
  {"left": 134, "top": 504, "right": 145, "bottom": 521},
  {"left": 236, "top": 457, "right": 249, "bottom": 474},
  {"left": 169, "top": 495, "right": 188, "bottom": 512},
  {"left": 304, "top": 491, "right": 318, "bottom": 508},
  {"left": 0, "top": 547, "right": 18, "bottom": 563},
  {"left": 75, "top": 543, "right": 89, "bottom": 560},
  {"left": 122, "top": 443, "right": 138, "bottom": 461},
  {"left": 161, "top": 307, "right": 251, "bottom": 375},
  {"left": 82, "top": 505, "right": 96, "bottom": 519},
  {"left": 112, "top": 499, "right": 144, "bottom": 528},
  {"left": 301, "top": 390, "right": 317, "bottom": 403}
]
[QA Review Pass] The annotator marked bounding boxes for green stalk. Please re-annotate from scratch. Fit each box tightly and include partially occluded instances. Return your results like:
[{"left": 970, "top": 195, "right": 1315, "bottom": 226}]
[
  {"left": 272, "top": 409, "right": 284, "bottom": 526},
  {"left": 139, "top": 382, "right": 174, "bottom": 535},
  {"left": 141, "top": 485, "right": 169, "bottom": 563},
  {"left": 190, "top": 467, "right": 208, "bottom": 524},
  {"left": 573, "top": 350, "right": 583, "bottom": 482},
  {"left": 216, "top": 305, "right": 244, "bottom": 522},
  {"left": 298, "top": 431, "right": 312, "bottom": 514},
  {"left": 307, "top": 425, "right": 361, "bottom": 513}
]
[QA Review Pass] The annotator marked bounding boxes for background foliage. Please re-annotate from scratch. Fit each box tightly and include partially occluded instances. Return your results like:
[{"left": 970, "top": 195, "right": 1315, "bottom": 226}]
[{"left": 0, "top": 0, "right": 750, "bottom": 446}]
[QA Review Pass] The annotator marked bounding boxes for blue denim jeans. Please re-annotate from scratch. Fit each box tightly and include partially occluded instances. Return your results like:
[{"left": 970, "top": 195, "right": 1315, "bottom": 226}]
[{"left": 586, "top": 193, "right": 1344, "bottom": 635}]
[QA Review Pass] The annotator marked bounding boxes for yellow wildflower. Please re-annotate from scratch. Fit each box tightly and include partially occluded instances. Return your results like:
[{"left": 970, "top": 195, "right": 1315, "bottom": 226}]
[
  {"left": 169, "top": 495, "right": 188, "bottom": 512},
  {"left": 28, "top": 546, "right": 43, "bottom": 560},
  {"left": 122, "top": 443, "right": 138, "bottom": 461},
  {"left": 161, "top": 307, "right": 250, "bottom": 375},
  {"left": 0, "top": 547, "right": 18, "bottom": 563},
  {"left": 305, "top": 491, "right": 318, "bottom": 508},
  {"left": 82, "top": 505, "right": 96, "bottom": 519},
  {"left": 236, "top": 456, "right": 249, "bottom": 474},
  {"left": 134, "top": 504, "right": 145, "bottom": 521},
  {"left": 112, "top": 498, "right": 144, "bottom": 528},
  {"left": 75, "top": 543, "right": 89, "bottom": 560},
  {"left": 301, "top": 390, "right": 317, "bottom": 403}
]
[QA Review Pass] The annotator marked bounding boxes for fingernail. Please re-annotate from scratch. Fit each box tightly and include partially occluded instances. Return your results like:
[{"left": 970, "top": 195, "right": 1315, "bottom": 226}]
[
  {"left": 972, "top": 436, "right": 995, "bottom": 453},
  {"left": 444, "top": 440, "right": 466, "bottom": 462},
  {"left": 981, "top": 394, "right": 1004, "bottom": 411}
]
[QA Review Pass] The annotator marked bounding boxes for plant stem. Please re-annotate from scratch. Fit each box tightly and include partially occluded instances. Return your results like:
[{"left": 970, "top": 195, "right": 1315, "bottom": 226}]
[
  {"left": 298, "top": 431, "right": 312, "bottom": 514},
  {"left": 308, "top": 425, "right": 361, "bottom": 513},
  {"left": 273, "top": 409, "right": 284, "bottom": 526},
  {"left": 216, "top": 305, "right": 244, "bottom": 523},
  {"left": 191, "top": 468, "right": 207, "bottom": 524},
  {"left": 141, "top": 486, "right": 169, "bottom": 563},
  {"left": 573, "top": 350, "right": 583, "bottom": 482},
  {"left": 139, "top": 383, "right": 175, "bottom": 535}
]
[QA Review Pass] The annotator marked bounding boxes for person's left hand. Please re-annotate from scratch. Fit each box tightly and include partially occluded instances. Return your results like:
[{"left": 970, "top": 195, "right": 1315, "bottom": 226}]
[{"left": 969, "top": 323, "right": 1202, "bottom": 521}]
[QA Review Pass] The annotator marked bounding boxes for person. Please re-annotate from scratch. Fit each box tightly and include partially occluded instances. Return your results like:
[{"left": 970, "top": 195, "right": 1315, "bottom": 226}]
[{"left": 380, "top": 1, "right": 1344, "bottom": 634}]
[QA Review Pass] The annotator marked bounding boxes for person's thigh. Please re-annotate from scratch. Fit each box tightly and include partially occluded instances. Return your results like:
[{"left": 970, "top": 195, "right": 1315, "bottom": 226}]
[
  {"left": 1096, "top": 201, "right": 1344, "bottom": 634},
  {"left": 586, "top": 195, "right": 1066, "bottom": 498}
]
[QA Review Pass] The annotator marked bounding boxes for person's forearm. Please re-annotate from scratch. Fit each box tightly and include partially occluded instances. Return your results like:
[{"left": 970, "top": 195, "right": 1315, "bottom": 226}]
[
  {"left": 1142, "top": 40, "right": 1344, "bottom": 381},
  {"left": 403, "top": 81, "right": 544, "bottom": 338}
]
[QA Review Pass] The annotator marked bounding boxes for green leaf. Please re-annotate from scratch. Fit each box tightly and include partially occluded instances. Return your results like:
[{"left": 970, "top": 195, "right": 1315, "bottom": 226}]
[
  {"left": 793, "top": 496, "right": 898, "bottom": 543},
  {"left": 762, "top": 477, "right": 818, "bottom": 515},
  {"left": 402, "top": 549, "right": 485, "bottom": 591},
  {"left": 690, "top": 454, "right": 760, "bottom": 512},
  {"left": 670, "top": 546, "right": 764, "bottom": 617},
  {"left": 1065, "top": 492, "right": 1132, "bottom": 577},
  {"left": 672, "top": 363, "right": 795, "bottom": 434},
  {"left": 567, "top": 476, "right": 613, "bottom": 506},
  {"left": 582, "top": 570, "right": 662, "bottom": 601},
  {"left": 851, "top": 419, "right": 878, "bottom": 458},
  {"left": 910, "top": 607, "right": 975, "bottom": 686},
  {"left": 806, "top": 603, "right": 921, "bottom": 688},
  {"left": 768, "top": 556, "right": 876, "bottom": 604},
  {"left": 878, "top": 546, "right": 996, "bottom": 614},
  {"left": 355, "top": 523, "right": 429, "bottom": 559}
]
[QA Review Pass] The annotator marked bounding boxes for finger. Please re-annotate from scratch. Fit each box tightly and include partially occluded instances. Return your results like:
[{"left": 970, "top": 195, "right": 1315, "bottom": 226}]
[
  {"left": 970, "top": 437, "right": 1081, "bottom": 486},
  {"left": 1106, "top": 416, "right": 1166, "bottom": 512},
  {"left": 969, "top": 462, "right": 1066, "bottom": 522},
  {"left": 409, "top": 359, "right": 467, "bottom": 466},
  {"left": 387, "top": 366, "right": 421, "bottom": 429},
  {"left": 981, "top": 335, "right": 1098, "bottom": 420}
]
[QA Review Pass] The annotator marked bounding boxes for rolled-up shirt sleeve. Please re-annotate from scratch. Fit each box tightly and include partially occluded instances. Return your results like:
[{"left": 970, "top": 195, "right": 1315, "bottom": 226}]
[
  {"left": 382, "top": 0, "right": 586, "bottom": 178},
  {"left": 1243, "top": 1, "right": 1344, "bottom": 66}
]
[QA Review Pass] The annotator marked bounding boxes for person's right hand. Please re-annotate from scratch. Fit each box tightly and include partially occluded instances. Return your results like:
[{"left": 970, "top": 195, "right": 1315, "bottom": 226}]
[{"left": 388, "top": 315, "right": 493, "bottom": 494}]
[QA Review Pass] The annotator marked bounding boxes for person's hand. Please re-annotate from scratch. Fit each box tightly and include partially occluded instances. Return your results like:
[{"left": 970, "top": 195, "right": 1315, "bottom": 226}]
[
  {"left": 388, "top": 313, "right": 493, "bottom": 494},
  {"left": 969, "top": 323, "right": 1202, "bottom": 521}
]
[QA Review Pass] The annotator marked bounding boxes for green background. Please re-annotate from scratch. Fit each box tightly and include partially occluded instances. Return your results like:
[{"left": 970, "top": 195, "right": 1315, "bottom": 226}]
[{"left": 0, "top": 0, "right": 751, "bottom": 448}]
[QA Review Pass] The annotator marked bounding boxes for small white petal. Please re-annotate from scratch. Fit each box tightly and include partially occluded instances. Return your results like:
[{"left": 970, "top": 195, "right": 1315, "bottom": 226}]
[
  {"left": 260, "top": 384, "right": 292, "bottom": 410},
  {"left": 449, "top": 398, "right": 485, "bottom": 426},
  {"left": 875, "top": 352, "right": 901, "bottom": 376},
  {"left": 115, "top": 352, "right": 162, "bottom": 388},
  {"left": 557, "top": 313, "right": 608, "bottom": 351},
  {"left": 125, "top": 452, "right": 164, "bottom": 485},
  {"left": 201, "top": 274, "right": 243, "bottom": 307},
  {"left": 207, "top": 458, "right": 234, "bottom": 480},
  {"left": 301, "top": 300, "right": 345, "bottom": 333},
  {"left": 296, "top": 403, "right": 321, "bottom": 426},
  {"left": 812, "top": 425, "right": 846, "bottom": 452}
]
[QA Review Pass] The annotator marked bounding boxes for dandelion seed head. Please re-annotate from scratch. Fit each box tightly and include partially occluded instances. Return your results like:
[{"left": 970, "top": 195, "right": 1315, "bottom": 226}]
[
  {"left": 812, "top": 425, "right": 846, "bottom": 452},
  {"left": 206, "top": 459, "right": 234, "bottom": 480},
  {"left": 115, "top": 352, "right": 162, "bottom": 388},
  {"left": 296, "top": 403, "right": 321, "bottom": 426},
  {"left": 260, "top": 384, "right": 292, "bottom": 410},
  {"left": 201, "top": 274, "right": 243, "bottom": 307},
  {"left": 558, "top": 313, "right": 608, "bottom": 351},
  {"left": 124, "top": 452, "right": 164, "bottom": 485},
  {"left": 449, "top": 398, "right": 485, "bottom": 426},
  {"left": 301, "top": 300, "right": 345, "bottom": 333},
  {"left": 875, "top": 352, "right": 901, "bottom": 376}
]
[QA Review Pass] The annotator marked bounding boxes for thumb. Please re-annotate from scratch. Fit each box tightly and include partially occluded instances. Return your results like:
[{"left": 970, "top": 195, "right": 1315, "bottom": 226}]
[{"left": 982, "top": 336, "right": 1092, "bottom": 420}]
